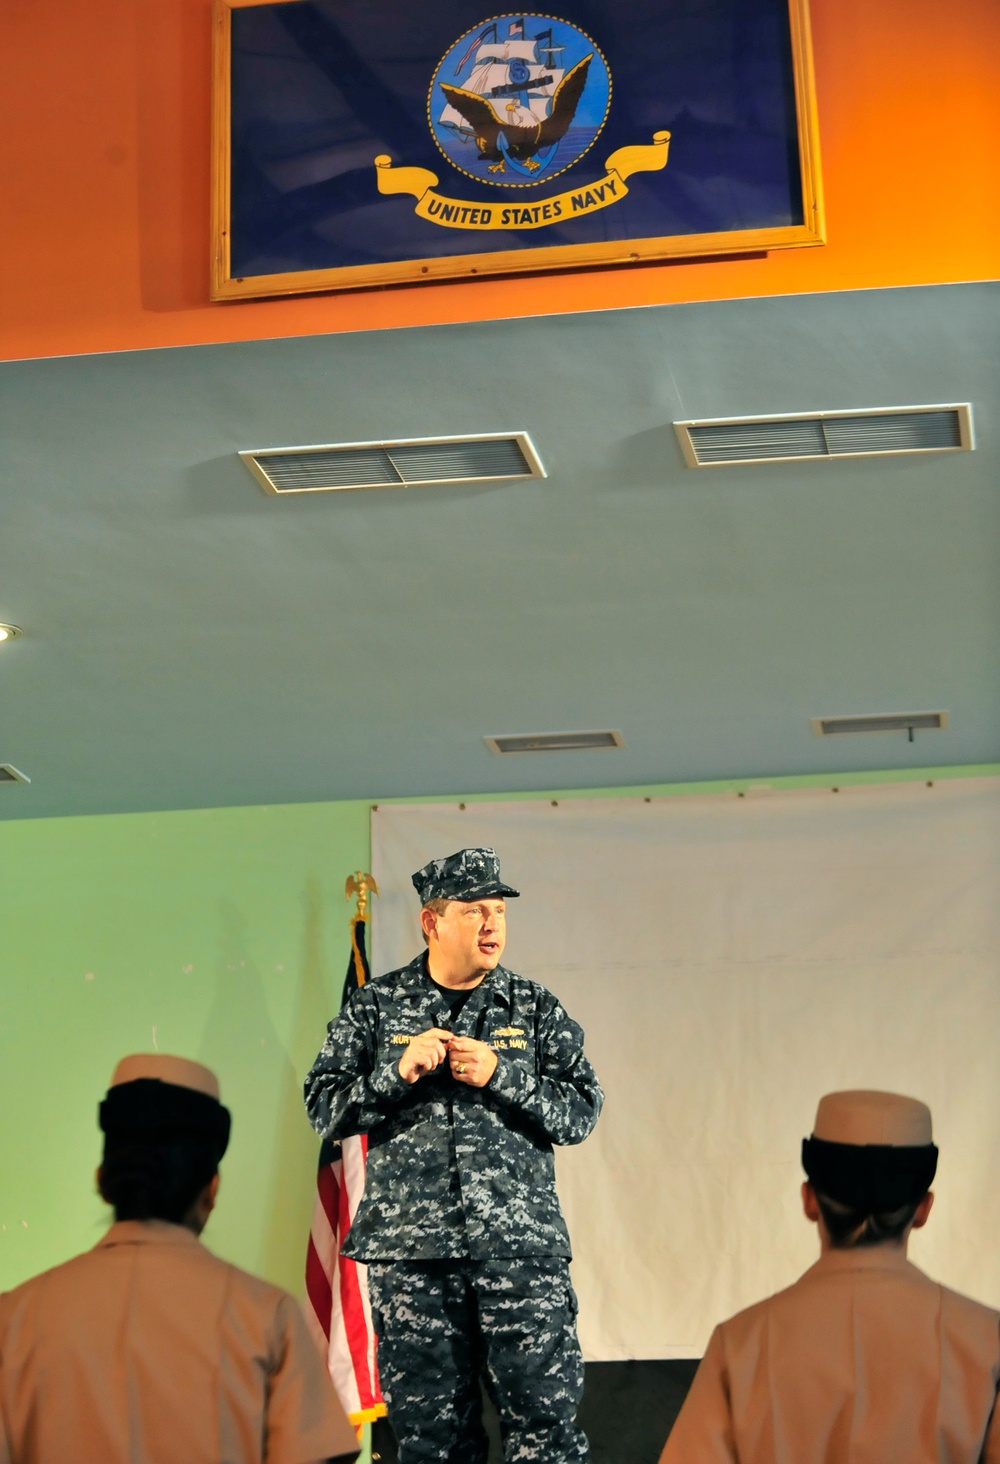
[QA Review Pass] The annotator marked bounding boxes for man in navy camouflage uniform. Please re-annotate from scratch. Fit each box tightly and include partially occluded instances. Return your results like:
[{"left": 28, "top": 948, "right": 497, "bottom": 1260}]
[{"left": 304, "top": 847, "right": 603, "bottom": 1464}]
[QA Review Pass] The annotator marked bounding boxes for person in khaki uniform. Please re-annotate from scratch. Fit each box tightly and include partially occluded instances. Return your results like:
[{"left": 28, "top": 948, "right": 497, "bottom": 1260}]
[
  {"left": 0, "top": 1054, "right": 359, "bottom": 1464},
  {"left": 660, "top": 1090, "right": 1000, "bottom": 1464}
]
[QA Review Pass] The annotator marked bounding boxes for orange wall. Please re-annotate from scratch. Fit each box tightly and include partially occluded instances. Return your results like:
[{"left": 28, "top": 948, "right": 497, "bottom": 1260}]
[{"left": 2, "top": 0, "right": 998, "bottom": 362}]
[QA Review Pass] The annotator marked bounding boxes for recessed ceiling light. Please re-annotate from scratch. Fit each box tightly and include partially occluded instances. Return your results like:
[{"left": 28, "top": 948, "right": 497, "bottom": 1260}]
[{"left": 0, "top": 624, "right": 22, "bottom": 643}]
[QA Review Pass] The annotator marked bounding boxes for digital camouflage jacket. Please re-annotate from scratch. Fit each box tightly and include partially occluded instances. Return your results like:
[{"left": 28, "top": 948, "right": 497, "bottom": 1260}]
[{"left": 303, "top": 953, "right": 604, "bottom": 1262}]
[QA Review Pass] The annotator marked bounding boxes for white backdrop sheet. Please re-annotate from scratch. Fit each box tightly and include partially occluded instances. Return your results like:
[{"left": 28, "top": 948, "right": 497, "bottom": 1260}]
[{"left": 371, "top": 780, "right": 1000, "bottom": 1359}]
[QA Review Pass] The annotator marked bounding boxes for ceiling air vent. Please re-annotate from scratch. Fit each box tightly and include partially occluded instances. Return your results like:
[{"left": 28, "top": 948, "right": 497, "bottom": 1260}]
[
  {"left": 675, "top": 404, "right": 973, "bottom": 467},
  {"left": 484, "top": 730, "right": 625, "bottom": 755},
  {"left": 0, "top": 764, "right": 30, "bottom": 783},
  {"left": 240, "top": 433, "right": 545, "bottom": 494},
  {"left": 811, "top": 711, "right": 949, "bottom": 738}
]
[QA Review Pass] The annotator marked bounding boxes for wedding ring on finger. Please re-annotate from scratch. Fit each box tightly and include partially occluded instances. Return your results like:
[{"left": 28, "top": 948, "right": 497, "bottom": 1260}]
[{"left": 456, "top": 1062, "right": 468, "bottom": 1074}]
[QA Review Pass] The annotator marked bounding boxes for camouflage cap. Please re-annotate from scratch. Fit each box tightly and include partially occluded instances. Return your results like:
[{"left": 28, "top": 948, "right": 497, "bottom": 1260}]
[{"left": 412, "top": 847, "right": 520, "bottom": 904}]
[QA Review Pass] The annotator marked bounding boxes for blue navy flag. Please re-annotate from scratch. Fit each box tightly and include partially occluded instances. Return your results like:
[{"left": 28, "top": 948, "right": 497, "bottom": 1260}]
[{"left": 223, "top": 0, "right": 816, "bottom": 290}]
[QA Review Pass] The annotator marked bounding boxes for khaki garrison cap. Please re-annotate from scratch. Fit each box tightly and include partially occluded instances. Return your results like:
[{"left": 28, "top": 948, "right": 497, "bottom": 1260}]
[
  {"left": 109, "top": 1053, "right": 221, "bottom": 1100},
  {"left": 812, "top": 1090, "right": 933, "bottom": 1147}
]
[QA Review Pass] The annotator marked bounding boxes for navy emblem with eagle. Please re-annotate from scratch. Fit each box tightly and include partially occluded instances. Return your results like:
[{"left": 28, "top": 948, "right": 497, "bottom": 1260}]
[{"left": 428, "top": 14, "right": 612, "bottom": 188}]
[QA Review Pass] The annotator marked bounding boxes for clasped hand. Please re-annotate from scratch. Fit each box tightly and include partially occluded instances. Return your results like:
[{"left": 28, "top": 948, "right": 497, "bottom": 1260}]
[{"left": 398, "top": 1028, "right": 497, "bottom": 1088}]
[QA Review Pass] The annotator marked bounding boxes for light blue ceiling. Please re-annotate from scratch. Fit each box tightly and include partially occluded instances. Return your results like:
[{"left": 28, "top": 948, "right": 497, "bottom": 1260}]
[{"left": 0, "top": 281, "right": 997, "bottom": 820}]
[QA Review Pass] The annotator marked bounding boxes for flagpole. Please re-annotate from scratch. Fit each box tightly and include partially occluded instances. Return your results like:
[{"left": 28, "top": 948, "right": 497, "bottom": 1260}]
[
  {"left": 345, "top": 872, "right": 378, "bottom": 989},
  {"left": 341, "top": 871, "right": 390, "bottom": 1460},
  {"left": 306, "top": 870, "right": 389, "bottom": 1456}
]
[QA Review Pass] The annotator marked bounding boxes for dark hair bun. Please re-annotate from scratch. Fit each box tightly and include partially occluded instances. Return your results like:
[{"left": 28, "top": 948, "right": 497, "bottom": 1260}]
[{"left": 100, "top": 1138, "right": 219, "bottom": 1224}]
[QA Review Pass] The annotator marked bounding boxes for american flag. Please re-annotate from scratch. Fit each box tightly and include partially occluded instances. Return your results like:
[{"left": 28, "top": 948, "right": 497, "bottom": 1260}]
[{"left": 305, "top": 914, "right": 386, "bottom": 1429}]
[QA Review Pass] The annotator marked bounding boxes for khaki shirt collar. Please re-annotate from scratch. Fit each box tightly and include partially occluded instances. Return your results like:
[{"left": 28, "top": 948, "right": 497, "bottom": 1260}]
[
  {"left": 803, "top": 1243, "right": 921, "bottom": 1280},
  {"left": 94, "top": 1219, "right": 202, "bottom": 1251}
]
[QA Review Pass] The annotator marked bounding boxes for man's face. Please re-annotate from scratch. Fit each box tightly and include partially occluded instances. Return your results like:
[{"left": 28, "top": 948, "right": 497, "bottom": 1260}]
[{"left": 431, "top": 897, "right": 507, "bottom": 976}]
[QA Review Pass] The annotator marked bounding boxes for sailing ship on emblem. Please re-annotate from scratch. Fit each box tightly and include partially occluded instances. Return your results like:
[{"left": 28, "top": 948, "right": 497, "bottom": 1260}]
[{"left": 430, "top": 16, "right": 611, "bottom": 186}]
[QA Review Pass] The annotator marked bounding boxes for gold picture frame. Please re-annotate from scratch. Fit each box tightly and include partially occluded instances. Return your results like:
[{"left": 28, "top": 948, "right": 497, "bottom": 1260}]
[{"left": 211, "top": 0, "right": 824, "bottom": 301}]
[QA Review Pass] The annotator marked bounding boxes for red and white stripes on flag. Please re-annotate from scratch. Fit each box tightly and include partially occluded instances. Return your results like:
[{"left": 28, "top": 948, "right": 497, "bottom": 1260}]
[
  {"left": 304, "top": 909, "right": 386, "bottom": 1427},
  {"left": 305, "top": 1132, "right": 384, "bottom": 1424}
]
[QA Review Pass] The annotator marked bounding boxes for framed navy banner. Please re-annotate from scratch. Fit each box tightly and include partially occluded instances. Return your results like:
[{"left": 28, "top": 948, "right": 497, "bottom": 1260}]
[{"left": 211, "top": 0, "right": 824, "bottom": 299}]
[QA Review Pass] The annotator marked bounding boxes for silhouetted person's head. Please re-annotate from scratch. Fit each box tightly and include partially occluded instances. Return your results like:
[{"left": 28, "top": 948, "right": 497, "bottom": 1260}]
[
  {"left": 97, "top": 1054, "right": 231, "bottom": 1235},
  {"left": 801, "top": 1090, "right": 938, "bottom": 1250}
]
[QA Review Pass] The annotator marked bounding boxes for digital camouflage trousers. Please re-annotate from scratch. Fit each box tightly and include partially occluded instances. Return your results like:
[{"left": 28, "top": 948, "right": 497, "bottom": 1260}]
[{"left": 366, "top": 1256, "right": 589, "bottom": 1464}]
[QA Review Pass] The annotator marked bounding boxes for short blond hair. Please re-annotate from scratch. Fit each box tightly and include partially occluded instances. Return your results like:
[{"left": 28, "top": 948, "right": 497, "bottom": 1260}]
[{"left": 421, "top": 897, "right": 451, "bottom": 945}]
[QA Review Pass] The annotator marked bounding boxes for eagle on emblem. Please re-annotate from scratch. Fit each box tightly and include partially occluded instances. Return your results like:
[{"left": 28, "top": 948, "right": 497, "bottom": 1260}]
[{"left": 439, "top": 54, "right": 593, "bottom": 175}]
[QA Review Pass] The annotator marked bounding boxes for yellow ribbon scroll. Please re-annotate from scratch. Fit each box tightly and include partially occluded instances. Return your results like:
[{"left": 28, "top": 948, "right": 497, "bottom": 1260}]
[{"left": 374, "top": 131, "right": 670, "bottom": 231}]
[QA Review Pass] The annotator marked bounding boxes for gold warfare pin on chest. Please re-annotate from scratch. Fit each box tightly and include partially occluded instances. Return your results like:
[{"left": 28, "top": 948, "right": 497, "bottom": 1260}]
[{"left": 492, "top": 1026, "right": 528, "bottom": 1050}]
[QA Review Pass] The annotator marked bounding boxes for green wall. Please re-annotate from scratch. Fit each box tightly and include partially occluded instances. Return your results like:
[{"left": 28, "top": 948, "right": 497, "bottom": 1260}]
[{"left": 0, "top": 799, "right": 370, "bottom": 1294}]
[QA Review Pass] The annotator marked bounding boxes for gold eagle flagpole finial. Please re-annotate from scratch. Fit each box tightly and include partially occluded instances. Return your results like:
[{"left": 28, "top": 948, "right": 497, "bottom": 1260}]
[
  {"left": 345, "top": 871, "right": 379, "bottom": 923},
  {"left": 345, "top": 872, "right": 378, "bottom": 988}
]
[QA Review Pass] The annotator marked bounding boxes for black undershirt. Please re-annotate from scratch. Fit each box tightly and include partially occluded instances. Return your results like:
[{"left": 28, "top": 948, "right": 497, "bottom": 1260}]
[{"left": 428, "top": 974, "right": 475, "bottom": 1025}]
